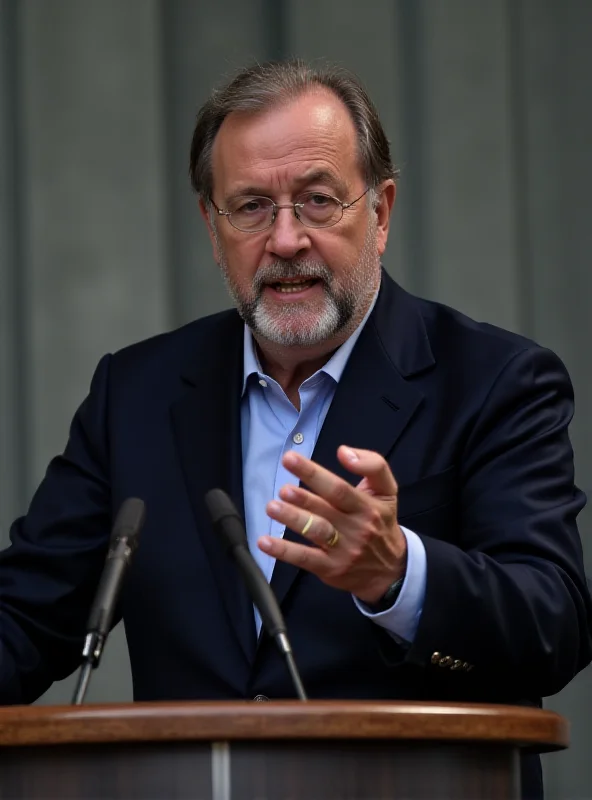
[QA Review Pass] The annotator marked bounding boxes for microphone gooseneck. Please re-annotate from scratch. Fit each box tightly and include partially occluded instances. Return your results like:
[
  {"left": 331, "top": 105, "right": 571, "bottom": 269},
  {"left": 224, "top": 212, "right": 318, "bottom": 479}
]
[
  {"left": 205, "top": 488, "right": 308, "bottom": 701},
  {"left": 72, "top": 497, "right": 146, "bottom": 705}
]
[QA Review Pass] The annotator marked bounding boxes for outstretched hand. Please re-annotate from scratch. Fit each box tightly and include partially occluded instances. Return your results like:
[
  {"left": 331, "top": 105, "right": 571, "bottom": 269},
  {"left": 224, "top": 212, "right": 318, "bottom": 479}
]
[{"left": 258, "top": 445, "right": 406, "bottom": 605}]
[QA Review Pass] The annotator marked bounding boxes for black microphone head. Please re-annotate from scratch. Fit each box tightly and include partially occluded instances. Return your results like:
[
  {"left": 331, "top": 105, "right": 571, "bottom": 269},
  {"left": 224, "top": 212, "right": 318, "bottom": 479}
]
[
  {"left": 205, "top": 489, "right": 247, "bottom": 551},
  {"left": 111, "top": 497, "right": 146, "bottom": 552}
]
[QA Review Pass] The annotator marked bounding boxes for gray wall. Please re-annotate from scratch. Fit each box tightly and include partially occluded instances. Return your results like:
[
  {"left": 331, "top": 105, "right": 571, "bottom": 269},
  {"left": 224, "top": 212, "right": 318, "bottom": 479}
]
[{"left": 0, "top": 1, "right": 590, "bottom": 796}]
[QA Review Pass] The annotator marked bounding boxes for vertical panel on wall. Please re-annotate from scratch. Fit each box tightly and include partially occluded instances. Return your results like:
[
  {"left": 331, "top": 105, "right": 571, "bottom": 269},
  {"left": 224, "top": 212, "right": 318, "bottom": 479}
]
[
  {"left": 560, "top": 0, "right": 592, "bottom": 523},
  {"left": 519, "top": 1, "right": 592, "bottom": 797},
  {"left": 21, "top": 0, "right": 168, "bottom": 484},
  {"left": 518, "top": 2, "right": 592, "bottom": 484},
  {"left": 264, "top": 0, "right": 288, "bottom": 62},
  {"left": 506, "top": 0, "right": 535, "bottom": 339},
  {"left": 396, "top": 0, "right": 428, "bottom": 297},
  {"left": 521, "top": 0, "right": 592, "bottom": 497},
  {"left": 20, "top": 0, "right": 169, "bottom": 705},
  {"left": 0, "top": 0, "right": 28, "bottom": 542},
  {"left": 417, "top": 0, "right": 521, "bottom": 331},
  {"left": 284, "top": 0, "right": 405, "bottom": 286},
  {"left": 161, "top": 0, "right": 270, "bottom": 327}
]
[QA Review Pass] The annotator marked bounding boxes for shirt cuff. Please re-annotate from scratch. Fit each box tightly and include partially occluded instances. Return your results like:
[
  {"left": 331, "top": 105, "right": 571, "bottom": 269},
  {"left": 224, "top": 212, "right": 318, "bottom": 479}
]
[{"left": 352, "top": 526, "right": 427, "bottom": 644}]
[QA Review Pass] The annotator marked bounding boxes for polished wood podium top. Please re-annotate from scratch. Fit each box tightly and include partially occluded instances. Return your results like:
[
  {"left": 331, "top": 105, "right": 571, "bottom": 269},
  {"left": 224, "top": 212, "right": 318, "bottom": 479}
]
[{"left": 0, "top": 700, "right": 568, "bottom": 753}]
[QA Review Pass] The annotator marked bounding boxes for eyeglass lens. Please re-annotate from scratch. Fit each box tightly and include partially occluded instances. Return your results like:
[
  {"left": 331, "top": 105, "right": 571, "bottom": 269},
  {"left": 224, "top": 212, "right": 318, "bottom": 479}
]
[{"left": 229, "top": 193, "right": 342, "bottom": 231}]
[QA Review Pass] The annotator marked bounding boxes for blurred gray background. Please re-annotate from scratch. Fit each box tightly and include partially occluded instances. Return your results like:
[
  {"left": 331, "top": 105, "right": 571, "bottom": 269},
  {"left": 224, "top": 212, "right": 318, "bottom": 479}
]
[{"left": 0, "top": 0, "right": 590, "bottom": 796}]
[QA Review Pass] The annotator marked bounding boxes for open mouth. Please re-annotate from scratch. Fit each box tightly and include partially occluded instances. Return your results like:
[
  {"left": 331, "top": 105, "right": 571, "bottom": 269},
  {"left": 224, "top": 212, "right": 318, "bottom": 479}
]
[{"left": 268, "top": 278, "right": 320, "bottom": 294}]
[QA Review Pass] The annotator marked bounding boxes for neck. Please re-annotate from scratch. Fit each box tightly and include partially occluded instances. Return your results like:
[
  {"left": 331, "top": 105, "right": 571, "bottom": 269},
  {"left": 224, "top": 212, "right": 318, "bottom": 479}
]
[
  {"left": 252, "top": 299, "right": 373, "bottom": 408},
  {"left": 249, "top": 276, "right": 381, "bottom": 407},
  {"left": 254, "top": 333, "right": 346, "bottom": 408}
]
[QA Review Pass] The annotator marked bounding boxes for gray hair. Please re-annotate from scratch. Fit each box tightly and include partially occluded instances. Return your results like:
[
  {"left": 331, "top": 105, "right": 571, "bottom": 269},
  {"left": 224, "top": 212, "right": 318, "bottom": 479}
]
[{"left": 189, "top": 60, "right": 399, "bottom": 201}]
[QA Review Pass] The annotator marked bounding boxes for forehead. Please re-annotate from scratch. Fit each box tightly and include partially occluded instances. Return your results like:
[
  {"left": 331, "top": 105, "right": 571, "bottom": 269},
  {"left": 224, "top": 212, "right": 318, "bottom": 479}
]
[{"left": 211, "top": 89, "right": 363, "bottom": 195}]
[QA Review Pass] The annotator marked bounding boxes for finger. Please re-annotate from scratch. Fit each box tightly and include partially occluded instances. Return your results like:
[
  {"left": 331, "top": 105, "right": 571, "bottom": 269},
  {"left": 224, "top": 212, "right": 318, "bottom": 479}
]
[
  {"left": 258, "top": 535, "right": 332, "bottom": 573},
  {"left": 337, "top": 446, "right": 399, "bottom": 497},
  {"left": 277, "top": 485, "right": 348, "bottom": 530},
  {"left": 267, "top": 499, "right": 335, "bottom": 547},
  {"left": 282, "top": 451, "right": 365, "bottom": 514}
]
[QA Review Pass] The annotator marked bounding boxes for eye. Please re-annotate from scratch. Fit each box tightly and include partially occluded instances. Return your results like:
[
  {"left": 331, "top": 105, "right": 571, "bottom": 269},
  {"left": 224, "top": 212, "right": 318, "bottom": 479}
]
[
  {"left": 306, "top": 193, "right": 332, "bottom": 206},
  {"left": 237, "top": 198, "right": 265, "bottom": 214},
  {"left": 298, "top": 193, "right": 339, "bottom": 223}
]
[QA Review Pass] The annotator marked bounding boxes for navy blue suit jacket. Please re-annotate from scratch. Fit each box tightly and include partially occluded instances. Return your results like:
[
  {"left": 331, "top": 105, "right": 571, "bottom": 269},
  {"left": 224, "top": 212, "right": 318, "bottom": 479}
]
[{"left": 1, "top": 272, "right": 591, "bottom": 797}]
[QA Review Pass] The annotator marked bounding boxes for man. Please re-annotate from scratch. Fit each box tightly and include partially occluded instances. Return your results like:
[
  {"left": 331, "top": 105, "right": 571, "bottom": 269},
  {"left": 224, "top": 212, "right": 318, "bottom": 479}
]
[{"left": 0, "top": 61, "right": 590, "bottom": 798}]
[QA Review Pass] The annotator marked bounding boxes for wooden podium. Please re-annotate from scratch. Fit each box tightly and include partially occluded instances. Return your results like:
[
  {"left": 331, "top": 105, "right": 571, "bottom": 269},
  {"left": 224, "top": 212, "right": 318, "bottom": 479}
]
[{"left": 0, "top": 701, "right": 567, "bottom": 799}]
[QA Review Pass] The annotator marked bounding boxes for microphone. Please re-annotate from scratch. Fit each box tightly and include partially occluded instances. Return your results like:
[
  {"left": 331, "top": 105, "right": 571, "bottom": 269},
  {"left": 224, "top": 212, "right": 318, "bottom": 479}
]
[
  {"left": 72, "top": 497, "right": 146, "bottom": 705},
  {"left": 205, "top": 488, "right": 307, "bottom": 701}
]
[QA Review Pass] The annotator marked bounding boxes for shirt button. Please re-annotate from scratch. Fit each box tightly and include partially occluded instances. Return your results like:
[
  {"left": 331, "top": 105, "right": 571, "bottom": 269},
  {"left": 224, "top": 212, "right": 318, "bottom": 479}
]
[
  {"left": 293, "top": 432, "right": 304, "bottom": 444},
  {"left": 258, "top": 379, "right": 268, "bottom": 388}
]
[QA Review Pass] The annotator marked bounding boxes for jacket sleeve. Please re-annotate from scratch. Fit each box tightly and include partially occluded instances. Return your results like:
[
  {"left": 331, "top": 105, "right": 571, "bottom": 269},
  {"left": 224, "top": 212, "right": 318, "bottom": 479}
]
[
  {"left": 404, "top": 346, "right": 592, "bottom": 698},
  {"left": 0, "top": 354, "right": 114, "bottom": 704}
]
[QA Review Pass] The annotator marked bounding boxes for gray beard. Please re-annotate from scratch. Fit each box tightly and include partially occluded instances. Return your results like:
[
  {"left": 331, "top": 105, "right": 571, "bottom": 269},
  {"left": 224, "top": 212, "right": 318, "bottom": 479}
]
[
  {"left": 243, "top": 261, "right": 353, "bottom": 347},
  {"left": 214, "top": 221, "right": 380, "bottom": 348}
]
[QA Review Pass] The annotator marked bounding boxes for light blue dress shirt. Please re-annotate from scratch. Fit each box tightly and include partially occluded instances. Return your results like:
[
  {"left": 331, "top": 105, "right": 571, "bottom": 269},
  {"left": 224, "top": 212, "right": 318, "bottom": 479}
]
[{"left": 240, "top": 295, "right": 427, "bottom": 640}]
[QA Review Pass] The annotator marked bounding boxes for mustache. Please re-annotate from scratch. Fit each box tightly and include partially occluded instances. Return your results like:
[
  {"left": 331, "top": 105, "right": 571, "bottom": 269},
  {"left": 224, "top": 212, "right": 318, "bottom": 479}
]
[{"left": 253, "top": 261, "right": 333, "bottom": 295}]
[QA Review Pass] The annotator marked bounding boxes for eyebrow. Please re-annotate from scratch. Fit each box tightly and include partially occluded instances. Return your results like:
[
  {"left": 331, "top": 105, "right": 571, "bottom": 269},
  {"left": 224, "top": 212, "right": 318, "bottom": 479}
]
[{"left": 225, "top": 169, "right": 348, "bottom": 204}]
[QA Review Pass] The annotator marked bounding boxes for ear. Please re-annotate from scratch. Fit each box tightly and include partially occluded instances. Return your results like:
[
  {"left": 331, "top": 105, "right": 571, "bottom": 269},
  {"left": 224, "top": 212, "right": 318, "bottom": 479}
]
[
  {"left": 199, "top": 197, "right": 221, "bottom": 263},
  {"left": 374, "top": 180, "right": 396, "bottom": 257}
]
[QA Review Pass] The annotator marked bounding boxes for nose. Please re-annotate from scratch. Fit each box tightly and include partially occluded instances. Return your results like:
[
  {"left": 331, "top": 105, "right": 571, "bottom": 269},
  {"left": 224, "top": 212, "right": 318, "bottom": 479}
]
[{"left": 265, "top": 206, "right": 311, "bottom": 260}]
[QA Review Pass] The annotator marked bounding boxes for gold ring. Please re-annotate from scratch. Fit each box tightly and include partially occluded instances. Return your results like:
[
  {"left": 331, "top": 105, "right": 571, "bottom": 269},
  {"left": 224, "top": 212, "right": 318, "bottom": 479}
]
[
  {"left": 301, "top": 514, "right": 314, "bottom": 536},
  {"left": 326, "top": 528, "right": 340, "bottom": 548}
]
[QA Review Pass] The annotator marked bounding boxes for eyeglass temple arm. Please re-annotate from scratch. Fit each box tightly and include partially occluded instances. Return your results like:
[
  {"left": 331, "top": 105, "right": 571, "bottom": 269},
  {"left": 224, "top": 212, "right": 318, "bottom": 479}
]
[{"left": 341, "top": 186, "right": 371, "bottom": 209}]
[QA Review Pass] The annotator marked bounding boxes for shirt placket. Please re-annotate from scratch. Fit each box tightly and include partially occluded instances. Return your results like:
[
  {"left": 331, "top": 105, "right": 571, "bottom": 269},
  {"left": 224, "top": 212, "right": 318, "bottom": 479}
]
[{"left": 270, "top": 380, "right": 321, "bottom": 548}]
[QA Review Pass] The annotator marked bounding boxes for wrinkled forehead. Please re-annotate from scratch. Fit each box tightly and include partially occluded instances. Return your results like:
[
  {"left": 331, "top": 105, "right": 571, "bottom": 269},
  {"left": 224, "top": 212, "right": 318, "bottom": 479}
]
[{"left": 211, "top": 89, "right": 364, "bottom": 194}]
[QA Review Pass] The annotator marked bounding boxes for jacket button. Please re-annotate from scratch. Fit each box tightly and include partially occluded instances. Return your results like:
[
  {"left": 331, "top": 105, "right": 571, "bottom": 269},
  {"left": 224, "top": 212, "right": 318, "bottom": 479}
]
[
  {"left": 253, "top": 694, "right": 269, "bottom": 702},
  {"left": 438, "top": 655, "right": 453, "bottom": 668},
  {"left": 430, "top": 652, "right": 441, "bottom": 665}
]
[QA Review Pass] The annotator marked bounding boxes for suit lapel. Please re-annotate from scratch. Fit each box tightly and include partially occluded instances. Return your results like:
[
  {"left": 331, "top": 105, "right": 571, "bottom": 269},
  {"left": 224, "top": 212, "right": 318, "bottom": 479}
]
[
  {"left": 270, "top": 273, "right": 435, "bottom": 607},
  {"left": 170, "top": 312, "right": 257, "bottom": 665}
]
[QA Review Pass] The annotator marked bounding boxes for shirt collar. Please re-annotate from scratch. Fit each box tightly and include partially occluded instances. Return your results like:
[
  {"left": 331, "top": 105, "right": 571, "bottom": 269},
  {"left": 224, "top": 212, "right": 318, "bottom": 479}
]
[{"left": 241, "top": 287, "right": 379, "bottom": 395}]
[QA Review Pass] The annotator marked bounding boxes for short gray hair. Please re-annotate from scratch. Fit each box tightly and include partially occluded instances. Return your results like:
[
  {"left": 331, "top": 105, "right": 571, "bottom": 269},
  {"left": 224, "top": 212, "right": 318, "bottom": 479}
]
[{"left": 189, "top": 60, "right": 399, "bottom": 200}]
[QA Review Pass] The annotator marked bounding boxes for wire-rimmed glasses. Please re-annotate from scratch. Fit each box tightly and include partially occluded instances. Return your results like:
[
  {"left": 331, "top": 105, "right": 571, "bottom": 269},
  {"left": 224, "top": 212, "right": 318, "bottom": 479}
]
[{"left": 210, "top": 187, "right": 370, "bottom": 233}]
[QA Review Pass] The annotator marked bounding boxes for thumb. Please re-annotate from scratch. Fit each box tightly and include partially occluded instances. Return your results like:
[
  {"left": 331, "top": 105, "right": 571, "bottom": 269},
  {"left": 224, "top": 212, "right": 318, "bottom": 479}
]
[{"left": 337, "top": 446, "right": 399, "bottom": 497}]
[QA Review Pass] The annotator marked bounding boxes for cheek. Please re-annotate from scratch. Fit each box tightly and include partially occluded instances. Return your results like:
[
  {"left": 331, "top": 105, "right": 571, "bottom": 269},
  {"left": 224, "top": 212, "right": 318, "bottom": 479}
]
[
  {"left": 315, "top": 228, "right": 369, "bottom": 270},
  {"left": 220, "top": 235, "right": 266, "bottom": 280}
]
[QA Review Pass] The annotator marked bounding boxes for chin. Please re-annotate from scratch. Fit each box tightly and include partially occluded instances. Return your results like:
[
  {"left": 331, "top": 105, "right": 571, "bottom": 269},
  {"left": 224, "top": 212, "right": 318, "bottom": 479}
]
[{"left": 253, "top": 310, "right": 345, "bottom": 349}]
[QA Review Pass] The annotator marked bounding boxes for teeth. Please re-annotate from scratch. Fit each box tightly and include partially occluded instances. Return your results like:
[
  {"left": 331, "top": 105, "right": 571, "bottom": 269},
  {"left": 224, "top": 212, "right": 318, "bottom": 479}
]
[{"left": 274, "top": 280, "right": 314, "bottom": 293}]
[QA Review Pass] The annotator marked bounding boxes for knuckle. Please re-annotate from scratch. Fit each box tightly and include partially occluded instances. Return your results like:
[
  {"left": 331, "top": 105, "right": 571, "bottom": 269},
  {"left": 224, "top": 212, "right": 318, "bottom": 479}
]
[
  {"left": 298, "top": 492, "right": 312, "bottom": 509},
  {"left": 365, "top": 506, "right": 382, "bottom": 529},
  {"left": 329, "top": 481, "right": 350, "bottom": 506},
  {"left": 357, "top": 527, "right": 373, "bottom": 546},
  {"left": 369, "top": 455, "right": 387, "bottom": 476},
  {"left": 380, "top": 504, "right": 396, "bottom": 525},
  {"left": 349, "top": 546, "right": 364, "bottom": 563},
  {"left": 375, "top": 453, "right": 389, "bottom": 470},
  {"left": 295, "top": 547, "right": 311, "bottom": 567},
  {"left": 275, "top": 542, "right": 287, "bottom": 558},
  {"left": 324, "top": 519, "right": 336, "bottom": 535},
  {"left": 329, "top": 562, "right": 349, "bottom": 581},
  {"left": 301, "top": 462, "right": 316, "bottom": 482}
]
